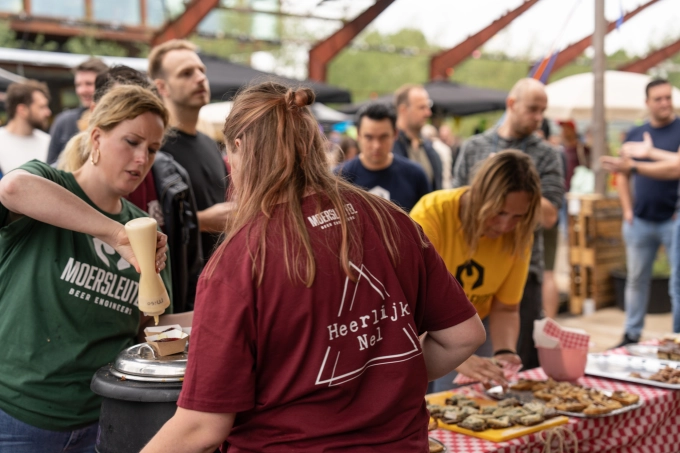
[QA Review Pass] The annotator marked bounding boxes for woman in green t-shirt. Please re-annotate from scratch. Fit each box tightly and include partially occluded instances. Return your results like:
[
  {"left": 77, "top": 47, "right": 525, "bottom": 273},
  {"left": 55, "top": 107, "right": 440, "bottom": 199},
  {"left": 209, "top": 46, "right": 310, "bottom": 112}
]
[{"left": 0, "top": 85, "right": 171, "bottom": 452}]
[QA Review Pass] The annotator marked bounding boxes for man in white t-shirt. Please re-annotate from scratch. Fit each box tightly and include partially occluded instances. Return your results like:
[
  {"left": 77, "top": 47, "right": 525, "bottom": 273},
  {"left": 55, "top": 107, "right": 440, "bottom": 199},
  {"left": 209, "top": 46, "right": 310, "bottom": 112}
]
[{"left": 0, "top": 80, "right": 51, "bottom": 175}]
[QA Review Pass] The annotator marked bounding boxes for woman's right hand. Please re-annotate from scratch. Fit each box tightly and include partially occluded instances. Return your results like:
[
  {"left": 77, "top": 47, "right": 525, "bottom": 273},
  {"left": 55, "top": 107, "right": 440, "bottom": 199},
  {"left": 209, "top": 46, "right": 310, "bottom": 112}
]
[
  {"left": 107, "top": 224, "right": 168, "bottom": 274},
  {"left": 455, "top": 355, "right": 507, "bottom": 388}
]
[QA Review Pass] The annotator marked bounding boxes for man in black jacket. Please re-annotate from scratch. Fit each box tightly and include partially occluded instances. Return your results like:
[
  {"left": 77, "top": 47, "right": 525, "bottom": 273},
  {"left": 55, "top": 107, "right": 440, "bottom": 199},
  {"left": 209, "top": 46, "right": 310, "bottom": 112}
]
[{"left": 392, "top": 84, "right": 443, "bottom": 191}]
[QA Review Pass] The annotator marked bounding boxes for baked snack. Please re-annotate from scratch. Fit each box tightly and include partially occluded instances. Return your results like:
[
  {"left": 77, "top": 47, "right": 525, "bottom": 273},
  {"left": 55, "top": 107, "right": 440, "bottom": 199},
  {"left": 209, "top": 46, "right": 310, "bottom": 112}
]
[
  {"left": 458, "top": 415, "right": 487, "bottom": 431},
  {"left": 510, "top": 379, "right": 542, "bottom": 391},
  {"left": 428, "top": 438, "right": 445, "bottom": 453},
  {"left": 502, "top": 379, "right": 640, "bottom": 416},
  {"left": 610, "top": 391, "right": 639, "bottom": 406},
  {"left": 487, "top": 416, "right": 512, "bottom": 429},
  {"left": 657, "top": 340, "right": 680, "bottom": 361},
  {"left": 428, "top": 392, "right": 549, "bottom": 433},
  {"left": 518, "top": 413, "right": 545, "bottom": 426},
  {"left": 497, "top": 397, "right": 520, "bottom": 407},
  {"left": 583, "top": 403, "right": 612, "bottom": 416}
]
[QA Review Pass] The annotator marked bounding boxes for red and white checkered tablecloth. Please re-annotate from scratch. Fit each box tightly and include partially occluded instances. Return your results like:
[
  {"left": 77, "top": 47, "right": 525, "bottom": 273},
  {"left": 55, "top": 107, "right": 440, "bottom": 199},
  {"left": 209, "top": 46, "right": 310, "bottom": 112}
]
[{"left": 430, "top": 366, "right": 680, "bottom": 453}]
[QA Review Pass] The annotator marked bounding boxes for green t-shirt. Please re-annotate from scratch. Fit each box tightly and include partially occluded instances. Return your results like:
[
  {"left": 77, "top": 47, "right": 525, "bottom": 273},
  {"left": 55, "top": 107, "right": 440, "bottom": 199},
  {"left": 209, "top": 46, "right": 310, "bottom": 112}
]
[{"left": 0, "top": 161, "right": 173, "bottom": 431}]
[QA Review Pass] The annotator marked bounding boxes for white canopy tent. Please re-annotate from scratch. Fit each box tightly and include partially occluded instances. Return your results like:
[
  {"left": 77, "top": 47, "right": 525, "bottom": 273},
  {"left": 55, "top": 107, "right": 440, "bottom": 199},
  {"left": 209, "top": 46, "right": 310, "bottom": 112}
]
[
  {"left": 198, "top": 101, "right": 350, "bottom": 140},
  {"left": 544, "top": 70, "right": 680, "bottom": 122}
]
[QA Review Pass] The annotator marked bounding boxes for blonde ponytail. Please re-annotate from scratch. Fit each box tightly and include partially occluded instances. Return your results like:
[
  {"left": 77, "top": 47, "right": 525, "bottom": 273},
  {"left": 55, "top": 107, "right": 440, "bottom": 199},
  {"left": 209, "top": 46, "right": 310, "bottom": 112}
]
[{"left": 57, "top": 131, "right": 90, "bottom": 172}]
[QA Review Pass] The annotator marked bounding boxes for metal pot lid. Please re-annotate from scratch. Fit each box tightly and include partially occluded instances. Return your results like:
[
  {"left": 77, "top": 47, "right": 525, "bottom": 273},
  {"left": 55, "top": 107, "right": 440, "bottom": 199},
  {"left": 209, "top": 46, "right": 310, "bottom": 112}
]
[{"left": 113, "top": 343, "right": 187, "bottom": 379}]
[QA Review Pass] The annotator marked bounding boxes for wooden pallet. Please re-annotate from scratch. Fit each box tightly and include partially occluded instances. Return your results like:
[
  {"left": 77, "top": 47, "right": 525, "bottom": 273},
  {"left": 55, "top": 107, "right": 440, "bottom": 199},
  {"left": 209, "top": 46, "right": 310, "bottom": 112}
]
[{"left": 566, "top": 194, "right": 625, "bottom": 314}]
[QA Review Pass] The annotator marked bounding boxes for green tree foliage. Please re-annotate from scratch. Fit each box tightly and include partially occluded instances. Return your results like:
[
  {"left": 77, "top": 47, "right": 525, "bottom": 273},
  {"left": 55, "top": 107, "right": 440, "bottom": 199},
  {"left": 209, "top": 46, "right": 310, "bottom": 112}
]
[
  {"left": 63, "top": 35, "right": 141, "bottom": 57},
  {"left": 0, "top": 20, "right": 58, "bottom": 51},
  {"left": 327, "top": 29, "right": 435, "bottom": 101}
]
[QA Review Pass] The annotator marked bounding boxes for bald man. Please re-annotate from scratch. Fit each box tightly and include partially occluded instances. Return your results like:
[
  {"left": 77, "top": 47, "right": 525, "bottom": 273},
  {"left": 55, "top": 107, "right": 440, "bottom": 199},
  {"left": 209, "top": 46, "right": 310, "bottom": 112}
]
[{"left": 451, "top": 78, "right": 564, "bottom": 372}]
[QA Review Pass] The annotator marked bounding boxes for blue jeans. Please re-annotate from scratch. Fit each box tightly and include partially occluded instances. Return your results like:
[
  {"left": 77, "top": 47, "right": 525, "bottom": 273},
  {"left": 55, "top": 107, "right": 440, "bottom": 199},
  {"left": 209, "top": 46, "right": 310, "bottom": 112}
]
[
  {"left": 670, "top": 216, "right": 680, "bottom": 333},
  {"left": 623, "top": 217, "right": 674, "bottom": 339},
  {"left": 0, "top": 408, "right": 97, "bottom": 453}
]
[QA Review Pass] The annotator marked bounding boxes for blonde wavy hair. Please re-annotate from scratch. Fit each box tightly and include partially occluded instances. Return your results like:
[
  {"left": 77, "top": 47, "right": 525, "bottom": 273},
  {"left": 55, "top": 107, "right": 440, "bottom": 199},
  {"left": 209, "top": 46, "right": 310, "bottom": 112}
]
[
  {"left": 57, "top": 85, "right": 169, "bottom": 172},
  {"left": 207, "top": 81, "right": 425, "bottom": 287},
  {"left": 463, "top": 149, "right": 541, "bottom": 256}
]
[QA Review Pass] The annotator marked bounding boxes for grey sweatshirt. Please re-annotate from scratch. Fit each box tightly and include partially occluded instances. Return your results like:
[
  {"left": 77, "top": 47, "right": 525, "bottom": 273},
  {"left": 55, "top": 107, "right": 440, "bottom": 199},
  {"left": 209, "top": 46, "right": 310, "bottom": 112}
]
[{"left": 452, "top": 127, "right": 565, "bottom": 281}]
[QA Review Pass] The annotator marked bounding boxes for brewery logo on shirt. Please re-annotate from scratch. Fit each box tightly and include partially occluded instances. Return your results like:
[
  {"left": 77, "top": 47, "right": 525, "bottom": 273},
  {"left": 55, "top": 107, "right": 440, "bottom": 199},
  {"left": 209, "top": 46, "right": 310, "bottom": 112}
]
[
  {"left": 56, "top": 238, "right": 139, "bottom": 315},
  {"left": 93, "top": 238, "right": 131, "bottom": 271},
  {"left": 307, "top": 203, "right": 358, "bottom": 230},
  {"left": 455, "top": 259, "right": 484, "bottom": 290}
]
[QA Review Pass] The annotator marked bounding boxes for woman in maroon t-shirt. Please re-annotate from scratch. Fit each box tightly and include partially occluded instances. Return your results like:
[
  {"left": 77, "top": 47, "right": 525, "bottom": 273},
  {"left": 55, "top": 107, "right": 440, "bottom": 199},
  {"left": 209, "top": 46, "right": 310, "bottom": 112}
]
[{"left": 142, "top": 83, "right": 485, "bottom": 453}]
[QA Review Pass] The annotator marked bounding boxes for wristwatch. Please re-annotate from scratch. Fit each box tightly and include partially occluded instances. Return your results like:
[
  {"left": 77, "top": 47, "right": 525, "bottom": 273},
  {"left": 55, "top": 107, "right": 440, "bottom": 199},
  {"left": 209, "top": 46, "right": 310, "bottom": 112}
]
[{"left": 630, "top": 163, "right": 638, "bottom": 174}]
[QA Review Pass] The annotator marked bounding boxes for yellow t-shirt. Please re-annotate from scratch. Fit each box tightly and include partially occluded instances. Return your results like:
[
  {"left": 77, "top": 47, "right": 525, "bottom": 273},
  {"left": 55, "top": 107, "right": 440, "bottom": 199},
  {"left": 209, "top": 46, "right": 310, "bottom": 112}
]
[{"left": 410, "top": 187, "right": 531, "bottom": 320}]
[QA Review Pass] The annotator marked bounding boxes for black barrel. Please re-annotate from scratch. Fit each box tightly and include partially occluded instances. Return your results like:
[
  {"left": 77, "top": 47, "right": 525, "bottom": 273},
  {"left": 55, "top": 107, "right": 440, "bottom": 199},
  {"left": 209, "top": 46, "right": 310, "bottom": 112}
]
[{"left": 91, "top": 366, "right": 182, "bottom": 453}]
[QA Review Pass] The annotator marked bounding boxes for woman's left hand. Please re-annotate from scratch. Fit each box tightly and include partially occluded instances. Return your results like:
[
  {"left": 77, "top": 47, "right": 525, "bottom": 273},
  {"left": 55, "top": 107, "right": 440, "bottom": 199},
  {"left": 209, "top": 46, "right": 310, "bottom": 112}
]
[{"left": 109, "top": 224, "right": 168, "bottom": 274}]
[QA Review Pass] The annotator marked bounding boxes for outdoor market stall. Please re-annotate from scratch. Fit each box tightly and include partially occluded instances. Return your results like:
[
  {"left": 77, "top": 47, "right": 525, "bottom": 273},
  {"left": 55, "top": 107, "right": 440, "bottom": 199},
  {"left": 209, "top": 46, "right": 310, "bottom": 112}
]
[
  {"left": 429, "top": 348, "right": 680, "bottom": 453},
  {"left": 338, "top": 80, "right": 508, "bottom": 116}
]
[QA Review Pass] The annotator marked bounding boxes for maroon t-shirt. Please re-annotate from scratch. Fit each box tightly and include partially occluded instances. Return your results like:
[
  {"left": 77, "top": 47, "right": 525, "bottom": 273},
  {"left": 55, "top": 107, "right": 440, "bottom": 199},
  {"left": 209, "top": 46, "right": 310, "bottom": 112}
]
[
  {"left": 124, "top": 172, "right": 164, "bottom": 229},
  {"left": 178, "top": 194, "right": 476, "bottom": 452}
]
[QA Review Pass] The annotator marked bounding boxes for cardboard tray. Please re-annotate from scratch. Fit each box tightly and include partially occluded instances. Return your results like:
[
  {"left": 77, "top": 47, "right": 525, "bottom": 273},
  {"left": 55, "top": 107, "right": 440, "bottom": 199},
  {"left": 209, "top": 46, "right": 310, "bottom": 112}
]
[{"left": 426, "top": 391, "right": 568, "bottom": 443}]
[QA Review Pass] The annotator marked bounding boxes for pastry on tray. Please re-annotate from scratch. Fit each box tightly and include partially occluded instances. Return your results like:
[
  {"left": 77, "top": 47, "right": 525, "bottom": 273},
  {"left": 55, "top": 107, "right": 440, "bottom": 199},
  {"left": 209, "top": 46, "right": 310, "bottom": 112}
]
[
  {"left": 427, "top": 391, "right": 553, "bottom": 433},
  {"left": 501, "top": 378, "right": 641, "bottom": 416}
]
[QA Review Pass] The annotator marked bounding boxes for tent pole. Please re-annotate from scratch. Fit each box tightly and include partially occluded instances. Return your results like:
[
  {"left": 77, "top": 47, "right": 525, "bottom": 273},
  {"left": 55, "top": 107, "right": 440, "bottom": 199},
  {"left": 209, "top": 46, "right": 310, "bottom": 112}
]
[{"left": 592, "top": 0, "right": 607, "bottom": 195}]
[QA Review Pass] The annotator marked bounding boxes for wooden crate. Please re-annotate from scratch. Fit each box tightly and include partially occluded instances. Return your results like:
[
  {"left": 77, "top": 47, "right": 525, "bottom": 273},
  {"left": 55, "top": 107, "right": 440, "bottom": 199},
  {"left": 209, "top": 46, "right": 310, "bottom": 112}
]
[{"left": 566, "top": 194, "right": 625, "bottom": 314}]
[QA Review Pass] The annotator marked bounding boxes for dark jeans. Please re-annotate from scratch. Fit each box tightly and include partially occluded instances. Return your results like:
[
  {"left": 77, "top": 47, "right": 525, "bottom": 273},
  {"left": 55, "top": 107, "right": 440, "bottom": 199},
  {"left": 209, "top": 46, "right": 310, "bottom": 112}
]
[
  {"left": 0, "top": 407, "right": 97, "bottom": 453},
  {"left": 517, "top": 274, "right": 542, "bottom": 370}
]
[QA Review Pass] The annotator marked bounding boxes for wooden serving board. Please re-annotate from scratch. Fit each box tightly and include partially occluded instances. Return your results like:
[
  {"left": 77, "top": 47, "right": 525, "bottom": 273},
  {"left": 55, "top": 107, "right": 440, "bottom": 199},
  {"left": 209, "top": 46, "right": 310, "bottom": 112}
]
[{"left": 426, "top": 391, "right": 569, "bottom": 443}]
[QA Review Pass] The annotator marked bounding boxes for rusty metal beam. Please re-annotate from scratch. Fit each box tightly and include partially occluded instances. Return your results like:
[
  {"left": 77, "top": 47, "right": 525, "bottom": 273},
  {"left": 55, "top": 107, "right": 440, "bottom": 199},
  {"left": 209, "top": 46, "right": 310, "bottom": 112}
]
[
  {"left": 549, "top": 0, "right": 661, "bottom": 75},
  {"left": 151, "top": 0, "right": 220, "bottom": 47},
  {"left": 9, "top": 17, "right": 152, "bottom": 43},
  {"left": 308, "top": 0, "right": 395, "bottom": 82},
  {"left": 429, "top": 0, "right": 540, "bottom": 81},
  {"left": 140, "top": 0, "right": 147, "bottom": 27},
  {"left": 619, "top": 38, "right": 680, "bottom": 73},
  {"left": 215, "top": 5, "right": 343, "bottom": 22},
  {"left": 84, "top": 0, "right": 93, "bottom": 21}
]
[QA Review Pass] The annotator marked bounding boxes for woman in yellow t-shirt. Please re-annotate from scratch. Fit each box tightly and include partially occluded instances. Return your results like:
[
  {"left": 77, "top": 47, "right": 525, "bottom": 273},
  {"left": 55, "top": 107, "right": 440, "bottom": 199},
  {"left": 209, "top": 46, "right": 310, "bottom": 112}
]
[{"left": 411, "top": 150, "right": 541, "bottom": 391}]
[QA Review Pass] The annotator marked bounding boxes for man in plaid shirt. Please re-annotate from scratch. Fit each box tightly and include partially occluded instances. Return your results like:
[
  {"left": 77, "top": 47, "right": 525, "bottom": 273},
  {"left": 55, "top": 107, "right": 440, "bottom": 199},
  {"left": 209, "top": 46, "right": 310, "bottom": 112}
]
[{"left": 452, "top": 78, "right": 564, "bottom": 370}]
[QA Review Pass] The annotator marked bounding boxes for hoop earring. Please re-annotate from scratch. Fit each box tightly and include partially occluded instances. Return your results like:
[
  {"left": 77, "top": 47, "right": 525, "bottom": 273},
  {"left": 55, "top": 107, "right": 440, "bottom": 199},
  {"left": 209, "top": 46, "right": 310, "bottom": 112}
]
[{"left": 90, "top": 148, "right": 100, "bottom": 165}]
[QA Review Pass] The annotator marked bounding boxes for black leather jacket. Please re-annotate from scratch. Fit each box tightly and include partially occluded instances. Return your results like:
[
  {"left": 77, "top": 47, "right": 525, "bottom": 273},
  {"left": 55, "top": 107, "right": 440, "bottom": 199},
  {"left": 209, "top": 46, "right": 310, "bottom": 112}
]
[{"left": 152, "top": 152, "right": 203, "bottom": 312}]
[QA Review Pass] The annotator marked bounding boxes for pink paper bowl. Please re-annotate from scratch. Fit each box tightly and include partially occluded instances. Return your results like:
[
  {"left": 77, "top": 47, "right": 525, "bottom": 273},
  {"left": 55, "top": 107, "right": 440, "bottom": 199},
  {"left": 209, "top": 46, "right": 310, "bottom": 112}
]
[{"left": 538, "top": 347, "right": 588, "bottom": 381}]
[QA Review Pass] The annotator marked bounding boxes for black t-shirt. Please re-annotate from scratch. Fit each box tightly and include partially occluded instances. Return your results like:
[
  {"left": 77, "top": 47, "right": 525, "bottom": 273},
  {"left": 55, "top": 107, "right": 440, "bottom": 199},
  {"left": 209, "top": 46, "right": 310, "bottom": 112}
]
[{"left": 161, "top": 129, "right": 228, "bottom": 260}]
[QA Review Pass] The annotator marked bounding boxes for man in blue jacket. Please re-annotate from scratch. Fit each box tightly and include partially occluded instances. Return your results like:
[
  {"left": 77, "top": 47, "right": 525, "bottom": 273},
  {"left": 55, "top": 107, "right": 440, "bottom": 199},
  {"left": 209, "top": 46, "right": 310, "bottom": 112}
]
[{"left": 392, "top": 84, "right": 443, "bottom": 191}]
